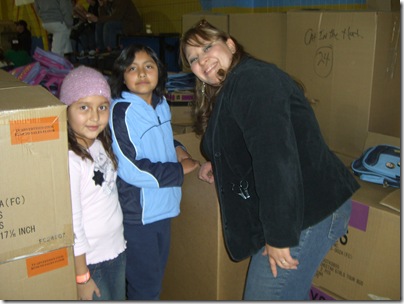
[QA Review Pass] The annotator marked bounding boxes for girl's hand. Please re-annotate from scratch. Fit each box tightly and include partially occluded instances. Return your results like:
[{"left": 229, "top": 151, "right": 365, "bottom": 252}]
[
  {"left": 262, "top": 244, "right": 299, "bottom": 278},
  {"left": 181, "top": 158, "right": 200, "bottom": 175},
  {"left": 175, "top": 146, "right": 191, "bottom": 162},
  {"left": 77, "top": 278, "right": 101, "bottom": 300},
  {"left": 198, "top": 162, "right": 214, "bottom": 184}
]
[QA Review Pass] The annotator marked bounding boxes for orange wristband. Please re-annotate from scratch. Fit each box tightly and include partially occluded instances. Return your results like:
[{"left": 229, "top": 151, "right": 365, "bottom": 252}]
[{"left": 76, "top": 270, "right": 91, "bottom": 284}]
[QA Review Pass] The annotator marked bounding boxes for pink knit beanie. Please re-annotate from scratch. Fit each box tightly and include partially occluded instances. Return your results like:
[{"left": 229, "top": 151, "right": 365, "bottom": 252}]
[{"left": 59, "top": 66, "right": 111, "bottom": 106}]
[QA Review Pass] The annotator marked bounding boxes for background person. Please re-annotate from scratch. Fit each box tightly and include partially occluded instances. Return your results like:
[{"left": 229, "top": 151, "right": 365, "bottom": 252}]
[
  {"left": 86, "top": 0, "right": 143, "bottom": 53},
  {"left": 15, "top": 19, "right": 32, "bottom": 56},
  {"left": 180, "top": 19, "right": 360, "bottom": 301},
  {"left": 5, "top": 38, "right": 31, "bottom": 67},
  {"left": 71, "top": 0, "right": 99, "bottom": 59},
  {"left": 34, "top": 0, "right": 74, "bottom": 57}
]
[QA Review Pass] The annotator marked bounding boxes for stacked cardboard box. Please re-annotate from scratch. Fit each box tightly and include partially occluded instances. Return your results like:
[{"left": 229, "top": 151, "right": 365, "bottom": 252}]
[
  {"left": 310, "top": 284, "right": 345, "bottom": 300},
  {"left": 0, "top": 72, "right": 77, "bottom": 300},
  {"left": 166, "top": 90, "right": 194, "bottom": 126},
  {"left": 285, "top": 11, "right": 400, "bottom": 300},
  {"left": 312, "top": 133, "right": 400, "bottom": 301},
  {"left": 229, "top": 13, "right": 286, "bottom": 70},
  {"left": 285, "top": 11, "right": 400, "bottom": 158},
  {"left": 161, "top": 132, "right": 250, "bottom": 300}
]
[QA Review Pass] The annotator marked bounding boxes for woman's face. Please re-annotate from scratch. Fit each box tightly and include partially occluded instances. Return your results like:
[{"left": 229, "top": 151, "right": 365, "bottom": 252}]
[{"left": 185, "top": 37, "right": 236, "bottom": 86}]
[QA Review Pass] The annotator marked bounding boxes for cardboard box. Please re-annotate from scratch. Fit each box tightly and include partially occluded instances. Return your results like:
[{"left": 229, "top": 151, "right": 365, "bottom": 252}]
[
  {"left": 0, "top": 84, "right": 74, "bottom": 263},
  {"left": 0, "top": 69, "right": 29, "bottom": 90},
  {"left": 0, "top": 246, "right": 78, "bottom": 300},
  {"left": 171, "top": 122, "right": 194, "bottom": 135},
  {"left": 285, "top": 11, "right": 400, "bottom": 159},
  {"left": 161, "top": 132, "right": 250, "bottom": 300},
  {"left": 310, "top": 284, "right": 345, "bottom": 300},
  {"left": 182, "top": 12, "right": 229, "bottom": 33},
  {"left": 229, "top": 13, "right": 286, "bottom": 69},
  {"left": 0, "top": 69, "right": 21, "bottom": 82},
  {"left": 166, "top": 90, "right": 194, "bottom": 104},
  {"left": 167, "top": 90, "right": 194, "bottom": 125},
  {"left": 367, "top": 0, "right": 400, "bottom": 11},
  {"left": 313, "top": 133, "right": 401, "bottom": 300}
]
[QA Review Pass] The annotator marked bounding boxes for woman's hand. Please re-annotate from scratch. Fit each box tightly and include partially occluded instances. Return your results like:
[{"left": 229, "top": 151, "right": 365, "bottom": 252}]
[
  {"left": 77, "top": 278, "right": 101, "bottom": 300},
  {"left": 262, "top": 244, "right": 299, "bottom": 278},
  {"left": 198, "top": 161, "right": 214, "bottom": 184}
]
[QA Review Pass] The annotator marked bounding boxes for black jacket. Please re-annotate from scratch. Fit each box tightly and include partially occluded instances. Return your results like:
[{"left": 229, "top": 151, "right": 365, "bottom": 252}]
[{"left": 202, "top": 56, "right": 360, "bottom": 261}]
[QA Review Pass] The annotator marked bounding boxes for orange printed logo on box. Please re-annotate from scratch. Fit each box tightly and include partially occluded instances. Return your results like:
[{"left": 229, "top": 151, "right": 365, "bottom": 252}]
[
  {"left": 9, "top": 116, "right": 60, "bottom": 145},
  {"left": 26, "top": 247, "right": 68, "bottom": 277}
]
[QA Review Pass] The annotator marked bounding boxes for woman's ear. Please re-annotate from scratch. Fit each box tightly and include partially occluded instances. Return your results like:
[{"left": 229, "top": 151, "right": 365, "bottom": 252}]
[{"left": 226, "top": 38, "right": 236, "bottom": 54}]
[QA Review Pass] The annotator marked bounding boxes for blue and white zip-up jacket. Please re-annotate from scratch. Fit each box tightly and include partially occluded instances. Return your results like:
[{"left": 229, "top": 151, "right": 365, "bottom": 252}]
[{"left": 109, "top": 91, "right": 184, "bottom": 225}]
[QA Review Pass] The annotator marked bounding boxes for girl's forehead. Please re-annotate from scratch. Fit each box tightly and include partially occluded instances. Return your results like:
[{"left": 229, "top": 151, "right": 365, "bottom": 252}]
[{"left": 133, "top": 50, "right": 153, "bottom": 60}]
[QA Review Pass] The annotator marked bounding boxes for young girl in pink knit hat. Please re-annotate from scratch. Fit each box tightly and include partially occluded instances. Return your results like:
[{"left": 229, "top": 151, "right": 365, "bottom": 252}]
[{"left": 59, "top": 66, "right": 126, "bottom": 300}]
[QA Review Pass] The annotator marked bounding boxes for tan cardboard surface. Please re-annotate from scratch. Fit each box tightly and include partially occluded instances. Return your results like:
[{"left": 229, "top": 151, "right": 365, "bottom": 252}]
[
  {"left": 0, "top": 69, "right": 21, "bottom": 82},
  {"left": 229, "top": 13, "right": 286, "bottom": 69},
  {"left": 0, "top": 85, "right": 73, "bottom": 263},
  {"left": 313, "top": 134, "right": 401, "bottom": 300},
  {"left": 161, "top": 132, "right": 249, "bottom": 300},
  {"left": 285, "top": 11, "right": 400, "bottom": 159},
  {"left": 379, "top": 189, "right": 400, "bottom": 212},
  {"left": 310, "top": 283, "right": 345, "bottom": 300},
  {"left": 0, "top": 246, "right": 78, "bottom": 300},
  {"left": 367, "top": 0, "right": 401, "bottom": 11},
  {"left": 170, "top": 105, "right": 193, "bottom": 125},
  {"left": 313, "top": 183, "right": 400, "bottom": 300},
  {"left": 171, "top": 122, "right": 193, "bottom": 135}
]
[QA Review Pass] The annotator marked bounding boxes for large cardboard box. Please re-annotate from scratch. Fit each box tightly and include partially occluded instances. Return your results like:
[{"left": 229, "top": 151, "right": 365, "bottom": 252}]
[
  {"left": 313, "top": 133, "right": 400, "bottom": 300},
  {"left": 285, "top": 11, "right": 400, "bottom": 159},
  {"left": 0, "top": 69, "right": 21, "bottom": 82},
  {"left": 229, "top": 13, "right": 286, "bottom": 69},
  {"left": 0, "top": 246, "right": 77, "bottom": 300},
  {"left": 310, "top": 284, "right": 345, "bottom": 300},
  {"left": 167, "top": 90, "right": 194, "bottom": 125},
  {"left": 161, "top": 132, "right": 250, "bottom": 300},
  {"left": 367, "top": 0, "right": 400, "bottom": 11},
  {"left": 0, "top": 84, "right": 74, "bottom": 264}
]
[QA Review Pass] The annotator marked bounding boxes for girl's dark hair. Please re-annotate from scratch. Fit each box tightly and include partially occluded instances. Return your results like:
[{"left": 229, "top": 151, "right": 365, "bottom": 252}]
[
  {"left": 180, "top": 19, "right": 248, "bottom": 135},
  {"left": 67, "top": 122, "right": 118, "bottom": 170},
  {"left": 109, "top": 44, "right": 167, "bottom": 99}
]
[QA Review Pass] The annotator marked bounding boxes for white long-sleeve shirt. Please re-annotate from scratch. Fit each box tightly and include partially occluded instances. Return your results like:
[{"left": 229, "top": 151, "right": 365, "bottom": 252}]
[{"left": 69, "top": 139, "right": 126, "bottom": 265}]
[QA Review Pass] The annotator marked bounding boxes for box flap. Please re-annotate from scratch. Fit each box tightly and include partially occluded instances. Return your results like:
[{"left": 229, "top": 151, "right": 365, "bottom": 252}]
[
  {"left": 364, "top": 131, "right": 400, "bottom": 150},
  {"left": 0, "top": 85, "right": 63, "bottom": 112},
  {"left": 0, "top": 69, "right": 23, "bottom": 83},
  {"left": 379, "top": 189, "right": 400, "bottom": 212}
]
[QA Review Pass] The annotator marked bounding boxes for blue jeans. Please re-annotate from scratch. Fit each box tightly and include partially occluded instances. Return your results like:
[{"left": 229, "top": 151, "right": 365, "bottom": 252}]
[
  {"left": 88, "top": 251, "right": 126, "bottom": 301},
  {"left": 243, "top": 199, "right": 352, "bottom": 300},
  {"left": 95, "top": 21, "right": 123, "bottom": 51},
  {"left": 124, "top": 218, "right": 171, "bottom": 300}
]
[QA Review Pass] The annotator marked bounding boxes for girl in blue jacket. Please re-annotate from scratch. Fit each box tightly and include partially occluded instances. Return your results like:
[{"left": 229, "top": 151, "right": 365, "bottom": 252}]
[{"left": 108, "top": 44, "right": 200, "bottom": 300}]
